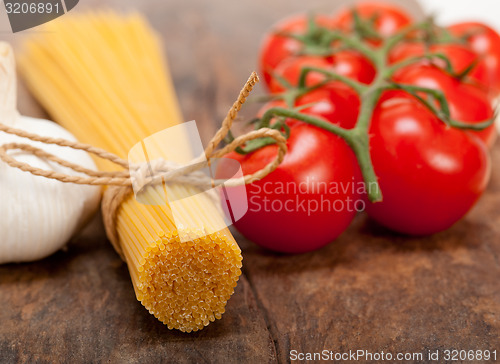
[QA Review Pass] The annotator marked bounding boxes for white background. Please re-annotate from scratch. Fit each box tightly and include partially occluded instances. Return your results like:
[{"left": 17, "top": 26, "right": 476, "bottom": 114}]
[{"left": 419, "top": 0, "right": 500, "bottom": 32}]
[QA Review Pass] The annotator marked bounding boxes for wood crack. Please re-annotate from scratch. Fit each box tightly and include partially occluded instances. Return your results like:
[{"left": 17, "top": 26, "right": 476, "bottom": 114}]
[{"left": 241, "top": 269, "right": 282, "bottom": 364}]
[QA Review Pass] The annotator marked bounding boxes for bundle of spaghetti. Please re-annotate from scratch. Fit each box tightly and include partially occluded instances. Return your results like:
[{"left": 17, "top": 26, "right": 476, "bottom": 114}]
[{"left": 19, "top": 12, "right": 242, "bottom": 332}]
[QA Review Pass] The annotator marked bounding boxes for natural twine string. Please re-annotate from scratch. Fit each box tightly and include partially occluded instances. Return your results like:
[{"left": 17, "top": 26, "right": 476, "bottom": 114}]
[{"left": 0, "top": 72, "right": 287, "bottom": 257}]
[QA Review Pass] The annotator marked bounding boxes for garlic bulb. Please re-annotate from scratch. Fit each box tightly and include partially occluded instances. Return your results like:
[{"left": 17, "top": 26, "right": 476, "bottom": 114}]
[{"left": 0, "top": 42, "right": 101, "bottom": 263}]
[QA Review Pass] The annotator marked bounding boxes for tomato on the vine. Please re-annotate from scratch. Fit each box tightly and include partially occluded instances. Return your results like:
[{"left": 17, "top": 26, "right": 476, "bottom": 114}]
[
  {"left": 219, "top": 119, "right": 360, "bottom": 254},
  {"left": 259, "top": 14, "right": 333, "bottom": 87},
  {"left": 365, "top": 96, "right": 491, "bottom": 235},
  {"left": 295, "top": 84, "right": 360, "bottom": 129},
  {"left": 268, "top": 51, "right": 376, "bottom": 93},
  {"left": 391, "top": 64, "right": 496, "bottom": 146},
  {"left": 448, "top": 22, "right": 500, "bottom": 97},
  {"left": 268, "top": 56, "right": 331, "bottom": 94},
  {"left": 260, "top": 83, "right": 360, "bottom": 129},
  {"left": 218, "top": 90, "right": 362, "bottom": 254},
  {"left": 332, "top": 1, "right": 412, "bottom": 44},
  {"left": 389, "top": 42, "right": 490, "bottom": 91}
]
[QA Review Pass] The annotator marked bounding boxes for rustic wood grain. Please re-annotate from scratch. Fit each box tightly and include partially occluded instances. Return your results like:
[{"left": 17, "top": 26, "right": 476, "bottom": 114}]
[
  {"left": 0, "top": 216, "right": 277, "bottom": 363},
  {"left": 238, "top": 153, "right": 500, "bottom": 362},
  {"left": 1, "top": 0, "right": 498, "bottom": 363}
]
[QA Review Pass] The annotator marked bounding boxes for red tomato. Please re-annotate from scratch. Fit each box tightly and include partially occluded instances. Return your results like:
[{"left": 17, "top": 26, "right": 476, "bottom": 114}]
[
  {"left": 333, "top": 1, "right": 412, "bottom": 44},
  {"left": 269, "top": 51, "right": 376, "bottom": 93},
  {"left": 259, "top": 83, "right": 360, "bottom": 129},
  {"left": 268, "top": 56, "right": 332, "bottom": 94},
  {"left": 389, "top": 42, "right": 490, "bottom": 91},
  {"left": 365, "top": 97, "right": 491, "bottom": 235},
  {"left": 448, "top": 22, "right": 500, "bottom": 97},
  {"left": 259, "top": 14, "right": 333, "bottom": 87},
  {"left": 392, "top": 64, "right": 496, "bottom": 146},
  {"left": 218, "top": 120, "right": 360, "bottom": 253},
  {"left": 294, "top": 84, "right": 360, "bottom": 129}
]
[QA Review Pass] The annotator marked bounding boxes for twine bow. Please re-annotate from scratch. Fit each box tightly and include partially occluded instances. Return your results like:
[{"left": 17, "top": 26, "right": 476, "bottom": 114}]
[{"left": 0, "top": 72, "right": 287, "bottom": 256}]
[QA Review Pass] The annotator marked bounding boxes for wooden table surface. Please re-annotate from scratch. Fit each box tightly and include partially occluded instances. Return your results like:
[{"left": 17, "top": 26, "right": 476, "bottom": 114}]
[{"left": 1, "top": 1, "right": 499, "bottom": 363}]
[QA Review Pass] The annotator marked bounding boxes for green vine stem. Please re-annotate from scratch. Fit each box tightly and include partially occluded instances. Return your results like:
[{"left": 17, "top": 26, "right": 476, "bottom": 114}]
[
  {"left": 259, "top": 103, "right": 383, "bottom": 202},
  {"left": 297, "top": 66, "right": 368, "bottom": 94},
  {"left": 385, "top": 83, "right": 496, "bottom": 130}
]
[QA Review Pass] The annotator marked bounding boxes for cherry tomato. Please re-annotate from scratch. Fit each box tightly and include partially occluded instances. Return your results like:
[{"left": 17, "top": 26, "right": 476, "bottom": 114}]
[
  {"left": 448, "top": 22, "right": 500, "bottom": 97},
  {"left": 219, "top": 119, "right": 360, "bottom": 254},
  {"left": 392, "top": 64, "right": 496, "bottom": 146},
  {"left": 268, "top": 51, "right": 376, "bottom": 93},
  {"left": 333, "top": 1, "right": 412, "bottom": 44},
  {"left": 365, "top": 96, "right": 491, "bottom": 235},
  {"left": 294, "top": 83, "right": 360, "bottom": 129},
  {"left": 389, "top": 42, "right": 490, "bottom": 91},
  {"left": 259, "top": 14, "right": 333, "bottom": 87},
  {"left": 268, "top": 56, "right": 331, "bottom": 94},
  {"left": 260, "top": 83, "right": 360, "bottom": 129}
]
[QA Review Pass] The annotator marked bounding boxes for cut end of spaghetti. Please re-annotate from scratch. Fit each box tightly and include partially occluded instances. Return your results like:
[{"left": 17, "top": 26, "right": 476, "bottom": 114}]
[{"left": 129, "top": 230, "right": 242, "bottom": 332}]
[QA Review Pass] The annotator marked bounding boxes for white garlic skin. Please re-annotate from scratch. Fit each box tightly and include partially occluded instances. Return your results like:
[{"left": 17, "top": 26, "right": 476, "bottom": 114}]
[{"left": 0, "top": 116, "right": 101, "bottom": 263}]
